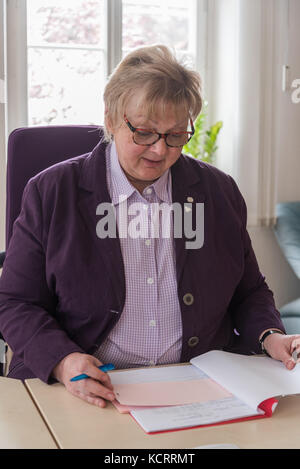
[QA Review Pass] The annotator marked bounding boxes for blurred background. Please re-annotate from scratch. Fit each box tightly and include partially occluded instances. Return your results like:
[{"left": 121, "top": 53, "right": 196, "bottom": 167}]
[{"left": 0, "top": 0, "right": 299, "bottom": 313}]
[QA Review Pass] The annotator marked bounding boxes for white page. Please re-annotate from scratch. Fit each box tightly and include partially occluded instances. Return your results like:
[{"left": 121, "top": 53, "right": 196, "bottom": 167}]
[
  {"left": 191, "top": 351, "right": 300, "bottom": 410},
  {"left": 108, "top": 365, "right": 207, "bottom": 386},
  {"left": 131, "top": 396, "right": 262, "bottom": 433}
]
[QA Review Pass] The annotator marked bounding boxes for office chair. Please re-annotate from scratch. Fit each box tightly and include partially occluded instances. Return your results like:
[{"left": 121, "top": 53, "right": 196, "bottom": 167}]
[{"left": 0, "top": 125, "right": 103, "bottom": 375}]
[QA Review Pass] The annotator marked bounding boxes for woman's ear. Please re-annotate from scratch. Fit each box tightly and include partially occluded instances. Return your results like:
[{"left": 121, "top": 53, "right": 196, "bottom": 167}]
[{"left": 104, "top": 112, "right": 115, "bottom": 140}]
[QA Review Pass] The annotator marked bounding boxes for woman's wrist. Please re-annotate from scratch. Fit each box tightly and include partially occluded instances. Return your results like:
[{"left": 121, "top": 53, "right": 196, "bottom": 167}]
[{"left": 259, "top": 329, "right": 285, "bottom": 356}]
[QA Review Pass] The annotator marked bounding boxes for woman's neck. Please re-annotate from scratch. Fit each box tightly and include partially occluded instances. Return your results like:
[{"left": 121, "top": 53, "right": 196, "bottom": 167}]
[{"left": 123, "top": 170, "right": 157, "bottom": 195}]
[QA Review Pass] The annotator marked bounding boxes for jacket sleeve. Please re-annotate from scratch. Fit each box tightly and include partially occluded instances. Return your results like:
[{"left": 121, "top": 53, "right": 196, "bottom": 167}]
[
  {"left": 0, "top": 178, "right": 84, "bottom": 383},
  {"left": 227, "top": 176, "right": 285, "bottom": 354}
]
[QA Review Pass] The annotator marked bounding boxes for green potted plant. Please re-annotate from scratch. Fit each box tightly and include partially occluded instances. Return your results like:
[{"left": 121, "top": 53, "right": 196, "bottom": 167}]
[{"left": 183, "top": 101, "right": 223, "bottom": 165}]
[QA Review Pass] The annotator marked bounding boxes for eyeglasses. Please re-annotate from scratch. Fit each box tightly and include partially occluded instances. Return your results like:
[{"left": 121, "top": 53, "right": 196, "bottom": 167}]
[{"left": 124, "top": 115, "right": 195, "bottom": 148}]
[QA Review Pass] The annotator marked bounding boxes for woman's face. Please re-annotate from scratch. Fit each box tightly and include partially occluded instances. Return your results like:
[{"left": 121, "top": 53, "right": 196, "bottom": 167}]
[{"left": 108, "top": 97, "right": 189, "bottom": 190}]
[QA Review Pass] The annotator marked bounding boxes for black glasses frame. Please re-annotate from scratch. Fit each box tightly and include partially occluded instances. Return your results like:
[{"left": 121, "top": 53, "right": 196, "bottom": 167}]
[{"left": 124, "top": 115, "right": 195, "bottom": 148}]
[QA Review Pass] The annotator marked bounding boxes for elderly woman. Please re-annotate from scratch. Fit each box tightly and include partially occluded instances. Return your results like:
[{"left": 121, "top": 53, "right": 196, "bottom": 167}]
[{"left": 0, "top": 45, "right": 299, "bottom": 408}]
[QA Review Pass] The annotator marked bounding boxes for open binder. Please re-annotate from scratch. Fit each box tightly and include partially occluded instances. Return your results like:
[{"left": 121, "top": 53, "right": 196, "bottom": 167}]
[{"left": 108, "top": 351, "right": 300, "bottom": 434}]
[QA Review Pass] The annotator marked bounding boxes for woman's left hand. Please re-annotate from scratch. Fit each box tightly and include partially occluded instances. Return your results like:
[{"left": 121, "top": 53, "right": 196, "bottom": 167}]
[{"left": 263, "top": 333, "right": 300, "bottom": 369}]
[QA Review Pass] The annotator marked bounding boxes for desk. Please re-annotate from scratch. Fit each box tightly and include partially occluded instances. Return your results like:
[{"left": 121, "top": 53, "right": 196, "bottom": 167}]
[
  {"left": 25, "top": 378, "right": 300, "bottom": 449},
  {"left": 0, "top": 377, "right": 57, "bottom": 449}
]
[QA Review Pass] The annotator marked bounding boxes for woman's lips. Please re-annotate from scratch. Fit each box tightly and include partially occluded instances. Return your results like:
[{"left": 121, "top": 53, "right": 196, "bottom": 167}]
[{"left": 142, "top": 157, "right": 163, "bottom": 167}]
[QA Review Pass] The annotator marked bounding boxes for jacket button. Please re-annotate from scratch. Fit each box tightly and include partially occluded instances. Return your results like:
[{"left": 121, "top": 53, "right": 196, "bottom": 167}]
[
  {"left": 183, "top": 293, "right": 194, "bottom": 305},
  {"left": 188, "top": 336, "right": 199, "bottom": 347}
]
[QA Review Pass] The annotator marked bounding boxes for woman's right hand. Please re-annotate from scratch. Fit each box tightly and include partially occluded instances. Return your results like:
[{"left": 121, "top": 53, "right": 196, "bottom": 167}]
[{"left": 52, "top": 352, "right": 116, "bottom": 408}]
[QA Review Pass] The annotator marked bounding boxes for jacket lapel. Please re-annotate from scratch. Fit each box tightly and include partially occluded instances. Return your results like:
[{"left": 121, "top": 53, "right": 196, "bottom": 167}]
[
  {"left": 171, "top": 156, "right": 206, "bottom": 284},
  {"left": 77, "top": 141, "right": 126, "bottom": 308}
]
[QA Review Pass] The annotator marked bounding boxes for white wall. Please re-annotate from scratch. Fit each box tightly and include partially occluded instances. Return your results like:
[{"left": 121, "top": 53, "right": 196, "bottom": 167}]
[
  {"left": 208, "top": 0, "right": 300, "bottom": 220},
  {"left": 0, "top": 0, "right": 6, "bottom": 253},
  {"left": 208, "top": 0, "right": 300, "bottom": 308},
  {"left": 208, "top": 0, "right": 278, "bottom": 226},
  {"left": 275, "top": 0, "right": 300, "bottom": 202},
  {"left": 251, "top": 0, "right": 300, "bottom": 307}
]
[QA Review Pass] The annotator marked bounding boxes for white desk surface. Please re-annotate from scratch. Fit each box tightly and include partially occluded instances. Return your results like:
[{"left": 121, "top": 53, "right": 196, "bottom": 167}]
[
  {"left": 0, "top": 377, "right": 57, "bottom": 449},
  {"left": 25, "top": 378, "right": 300, "bottom": 449}
]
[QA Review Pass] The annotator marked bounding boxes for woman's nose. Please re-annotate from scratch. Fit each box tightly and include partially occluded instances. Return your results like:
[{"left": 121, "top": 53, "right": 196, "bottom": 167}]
[{"left": 151, "top": 136, "right": 168, "bottom": 155}]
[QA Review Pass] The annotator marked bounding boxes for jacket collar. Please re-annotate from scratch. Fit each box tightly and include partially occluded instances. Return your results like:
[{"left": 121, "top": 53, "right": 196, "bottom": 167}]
[{"left": 78, "top": 138, "right": 111, "bottom": 202}]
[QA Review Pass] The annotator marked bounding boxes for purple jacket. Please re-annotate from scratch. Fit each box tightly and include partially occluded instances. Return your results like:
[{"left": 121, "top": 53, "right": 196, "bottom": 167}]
[{"left": 0, "top": 139, "right": 284, "bottom": 382}]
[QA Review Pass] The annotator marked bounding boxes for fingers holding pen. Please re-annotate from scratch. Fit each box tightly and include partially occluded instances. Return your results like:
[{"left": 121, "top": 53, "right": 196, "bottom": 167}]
[
  {"left": 69, "top": 359, "right": 116, "bottom": 405},
  {"left": 80, "top": 360, "right": 115, "bottom": 391},
  {"left": 72, "top": 375, "right": 116, "bottom": 408},
  {"left": 52, "top": 352, "right": 116, "bottom": 407},
  {"left": 291, "top": 337, "right": 300, "bottom": 364},
  {"left": 262, "top": 333, "right": 300, "bottom": 370}
]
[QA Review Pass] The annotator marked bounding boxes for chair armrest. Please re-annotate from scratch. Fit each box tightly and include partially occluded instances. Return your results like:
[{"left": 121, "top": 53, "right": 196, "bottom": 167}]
[{"left": 0, "top": 251, "right": 5, "bottom": 269}]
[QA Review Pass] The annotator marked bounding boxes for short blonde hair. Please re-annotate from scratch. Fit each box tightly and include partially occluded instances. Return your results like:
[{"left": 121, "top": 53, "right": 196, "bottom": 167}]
[{"left": 103, "top": 44, "right": 202, "bottom": 141}]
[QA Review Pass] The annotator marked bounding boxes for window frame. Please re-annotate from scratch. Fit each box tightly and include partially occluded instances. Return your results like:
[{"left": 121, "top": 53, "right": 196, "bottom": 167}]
[{"left": 5, "top": 0, "right": 208, "bottom": 134}]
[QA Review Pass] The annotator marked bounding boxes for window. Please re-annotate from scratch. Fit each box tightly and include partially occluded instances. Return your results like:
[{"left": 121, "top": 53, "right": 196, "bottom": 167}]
[
  {"left": 25, "top": 0, "right": 204, "bottom": 127},
  {"left": 122, "top": 0, "right": 197, "bottom": 62},
  {"left": 27, "top": 0, "right": 107, "bottom": 126}
]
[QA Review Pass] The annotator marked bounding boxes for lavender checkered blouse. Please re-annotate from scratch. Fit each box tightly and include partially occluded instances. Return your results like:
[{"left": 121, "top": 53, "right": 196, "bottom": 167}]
[{"left": 94, "top": 143, "right": 182, "bottom": 368}]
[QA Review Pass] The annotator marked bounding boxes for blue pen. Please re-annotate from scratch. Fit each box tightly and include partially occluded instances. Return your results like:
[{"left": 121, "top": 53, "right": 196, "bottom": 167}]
[{"left": 70, "top": 363, "right": 115, "bottom": 382}]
